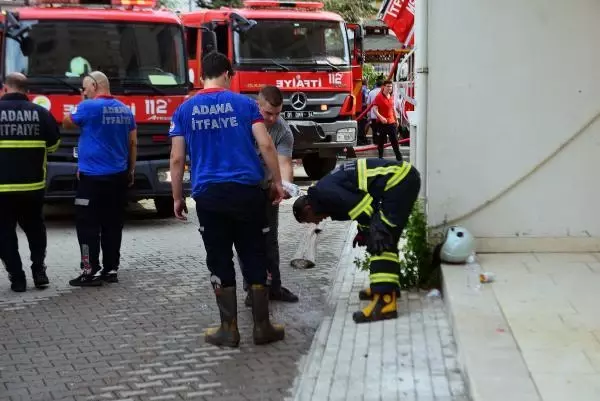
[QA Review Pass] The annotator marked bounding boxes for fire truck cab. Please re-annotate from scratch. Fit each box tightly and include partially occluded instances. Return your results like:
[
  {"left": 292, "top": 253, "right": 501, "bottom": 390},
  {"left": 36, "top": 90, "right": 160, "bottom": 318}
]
[
  {"left": 0, "top": 0, "right": 190, "bottom": 216},
  {"left": 182, "top": 0, "right": 363, "bottom": 179}
]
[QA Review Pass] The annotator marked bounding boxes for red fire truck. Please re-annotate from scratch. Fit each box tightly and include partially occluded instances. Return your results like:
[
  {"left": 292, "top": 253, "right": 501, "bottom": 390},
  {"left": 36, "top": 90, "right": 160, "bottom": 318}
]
[
  {"left": 0, "top": 0, "right": 190, "bottom": 216},
  {"left": 181, "top": 0, "right": 364, "bottom": 179}
]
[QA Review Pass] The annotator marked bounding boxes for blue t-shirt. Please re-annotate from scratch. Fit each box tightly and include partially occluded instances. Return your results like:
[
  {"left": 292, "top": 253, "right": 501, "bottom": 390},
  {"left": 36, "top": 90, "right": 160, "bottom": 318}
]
[
  {"left": 71, "top": 96, "right": 136, "bottom": 175},
  {"left": 168, "top": 88, "right": 265, "bottom": 197}
]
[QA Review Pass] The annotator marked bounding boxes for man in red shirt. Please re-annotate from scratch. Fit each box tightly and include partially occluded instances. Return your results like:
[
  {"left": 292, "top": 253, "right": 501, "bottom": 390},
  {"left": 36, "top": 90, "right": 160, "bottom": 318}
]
[{"left": 372, "top": 80, "right": 403, "bottom": 161}]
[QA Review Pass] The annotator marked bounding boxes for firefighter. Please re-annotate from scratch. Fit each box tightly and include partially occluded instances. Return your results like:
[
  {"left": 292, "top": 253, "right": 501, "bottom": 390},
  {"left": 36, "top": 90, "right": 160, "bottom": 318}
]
[
  {"left": 169, "top": 51, "right": 285, "bottom": 347},
  {"left": 0, "top": 72, "right": 60, "bottom": 292},
  {"left": 292, "top": 158, "right": 421, "bottom": 323},
  {"left": 63, "top": 71, "right": 137, "bottom": 287}
]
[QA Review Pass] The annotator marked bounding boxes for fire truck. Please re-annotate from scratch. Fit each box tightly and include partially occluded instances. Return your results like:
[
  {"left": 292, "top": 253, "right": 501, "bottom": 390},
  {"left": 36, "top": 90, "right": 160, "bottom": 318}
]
[
  {"left": 0, "top": 0, "right": 190, "bottom": 216},
  {"left": 181, "top": 0, "right": 364, "bottom": 179}
]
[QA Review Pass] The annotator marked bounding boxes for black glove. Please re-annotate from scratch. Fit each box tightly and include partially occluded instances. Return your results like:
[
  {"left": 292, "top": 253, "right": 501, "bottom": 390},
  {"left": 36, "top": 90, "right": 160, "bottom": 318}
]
[
  {"left": 367, "top": 214, "right": 395, "bottom": 255},
  {"left": 353, "top": 231, "right": 368, "bottom": 248}
]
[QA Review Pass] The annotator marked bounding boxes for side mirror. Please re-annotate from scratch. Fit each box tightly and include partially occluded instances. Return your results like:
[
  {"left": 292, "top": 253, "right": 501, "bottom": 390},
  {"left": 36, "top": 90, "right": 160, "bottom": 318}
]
[
  {"left": 19, "top": 36, "right": 33, "bottom": 57},
  {"left": 200, "top": 27, "right": 217, "bottom": 55},
  {"left": 5, "top": 11, "right": 30, "bottom": 41},
  {"left": 231, "top": 12, "right": 257, "bottom": 33}
]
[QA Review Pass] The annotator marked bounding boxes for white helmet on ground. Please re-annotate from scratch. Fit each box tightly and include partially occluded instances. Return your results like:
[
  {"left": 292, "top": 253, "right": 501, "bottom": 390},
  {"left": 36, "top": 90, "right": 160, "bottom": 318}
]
[{"left": 440, "top": 226, "right": 475, "bottom": 264}]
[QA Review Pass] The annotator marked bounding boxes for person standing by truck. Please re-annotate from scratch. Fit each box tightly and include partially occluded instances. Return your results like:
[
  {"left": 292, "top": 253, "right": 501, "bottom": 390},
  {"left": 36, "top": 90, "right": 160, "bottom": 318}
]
[
  {"left": 366, "top": 76, "right": 384, "bottom": 147},
  {"left": 63, "top": 71, "right": 137, "bottom": 287},
  {"left": 372, "top": 80, "right": 403, "bottom": 161},
  {"left": 0, "top": 73, "right": 60, "bottom": 292},
  {"left": 239, "top": 85, "right": 299, "bottom": 306},
  {"left": 169, "top": 52, "right": 285, "bottom": 347}
]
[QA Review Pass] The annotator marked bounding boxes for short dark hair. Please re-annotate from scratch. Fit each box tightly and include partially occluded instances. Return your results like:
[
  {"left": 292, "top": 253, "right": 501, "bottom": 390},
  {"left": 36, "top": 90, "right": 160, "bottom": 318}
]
[
  {"left": 383, "top": 80, "right": 393, "bottom": 86},
  {"left": 259, "top": 85, "right": 283, "bottom": 107},
  {"left": 375, "top": 76, "right": 385, "bottom": 87},
  {"left": 292, "top": 195, "right": 310, "bottom": 223},
  {"left": 201, "top": 51, "right": 234, "bottom": 80}
]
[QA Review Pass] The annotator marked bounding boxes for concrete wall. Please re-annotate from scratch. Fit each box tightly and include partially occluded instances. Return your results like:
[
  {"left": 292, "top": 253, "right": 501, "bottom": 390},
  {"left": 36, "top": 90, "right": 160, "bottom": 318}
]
[{"left": 425, "top": 0, "right": 600, "bottom": 251}]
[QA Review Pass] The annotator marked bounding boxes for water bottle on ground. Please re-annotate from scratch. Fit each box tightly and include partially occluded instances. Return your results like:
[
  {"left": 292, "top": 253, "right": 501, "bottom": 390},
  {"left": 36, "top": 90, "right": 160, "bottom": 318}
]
[{"left": 466, "top": 252, "right": 481, "bottom": 291}]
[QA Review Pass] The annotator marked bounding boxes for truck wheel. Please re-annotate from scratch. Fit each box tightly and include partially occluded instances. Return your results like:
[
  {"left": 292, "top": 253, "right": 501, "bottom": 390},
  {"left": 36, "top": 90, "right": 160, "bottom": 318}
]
[
  {"left": 154, "top": 197, "right": 174, "bottom": 218},
  {"left": 302, "top": 154, "right": 337, "bottom": 180}
]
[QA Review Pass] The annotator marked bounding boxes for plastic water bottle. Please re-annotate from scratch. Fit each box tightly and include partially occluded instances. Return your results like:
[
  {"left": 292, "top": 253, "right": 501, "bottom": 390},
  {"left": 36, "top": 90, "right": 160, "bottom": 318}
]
[
  {"left": 282, "top": 180, "right": 302, "bottom": 197},
  {"left": 466, "top": 252, "right": 481, "bottom": 291}
]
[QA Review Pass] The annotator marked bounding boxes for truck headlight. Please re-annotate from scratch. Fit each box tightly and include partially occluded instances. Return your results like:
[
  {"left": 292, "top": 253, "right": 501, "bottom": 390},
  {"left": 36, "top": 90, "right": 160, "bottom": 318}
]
[
  {"left": 336, "top": 127, "right": 356, "bottom": 142},
  {"left": 158, "top": 168, "right": 190, "bottom": 183}
]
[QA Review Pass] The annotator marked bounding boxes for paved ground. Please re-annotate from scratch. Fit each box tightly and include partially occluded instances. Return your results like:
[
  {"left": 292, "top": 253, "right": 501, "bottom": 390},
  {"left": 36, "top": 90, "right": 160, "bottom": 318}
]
[
  {"left": 444, "top": 252, "right": 600, "bottom": 401},
  {"left": 0, "top": 197, "right": 351, "bottom": 401},
  {"left": 0, "top": 153, "right": 465, "bottom": 401},
  {"left": 291, "top": 243, "right": 467, "bottom": 401}
]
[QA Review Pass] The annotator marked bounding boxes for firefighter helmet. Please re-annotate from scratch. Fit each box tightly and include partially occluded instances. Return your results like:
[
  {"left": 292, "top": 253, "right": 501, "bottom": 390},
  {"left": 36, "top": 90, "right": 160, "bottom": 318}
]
[{"left": 440, "top": 226, "right": 475, "bottom": 264}]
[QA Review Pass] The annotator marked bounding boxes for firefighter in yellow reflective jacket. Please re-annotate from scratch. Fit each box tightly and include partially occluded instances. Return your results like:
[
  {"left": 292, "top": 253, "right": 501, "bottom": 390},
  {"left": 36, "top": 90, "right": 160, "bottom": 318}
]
[
  {"left": 0, "top": 73, "right": 61, "bottom": 292},
  {"left": 293, "top": 158, "right": 421, "bottom": 323}
]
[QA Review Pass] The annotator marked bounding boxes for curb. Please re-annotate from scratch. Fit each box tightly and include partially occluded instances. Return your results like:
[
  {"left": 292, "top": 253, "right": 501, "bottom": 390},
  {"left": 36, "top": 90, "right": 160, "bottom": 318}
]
[
  {"left": 442, "top": 264, "right": 542, "bottom": 401},
  {"left": 287, "top": 222, "right": 358, "bottom": 401}
]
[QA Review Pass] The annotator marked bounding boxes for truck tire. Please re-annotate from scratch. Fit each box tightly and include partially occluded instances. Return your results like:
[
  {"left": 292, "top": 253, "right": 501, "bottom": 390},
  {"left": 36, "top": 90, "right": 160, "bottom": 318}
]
[
  {"left": 154, "top": 197, "right": 174, "bottom": 218},
  {"left": 302, "top": 154, "right": 337, "bottom": 180}
]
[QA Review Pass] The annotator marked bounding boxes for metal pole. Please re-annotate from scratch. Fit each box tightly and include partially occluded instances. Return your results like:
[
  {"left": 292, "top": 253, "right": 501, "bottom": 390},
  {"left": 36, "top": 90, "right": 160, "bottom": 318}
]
[{"left": 414, "top": 0, "right": 428, "bottom": 200}]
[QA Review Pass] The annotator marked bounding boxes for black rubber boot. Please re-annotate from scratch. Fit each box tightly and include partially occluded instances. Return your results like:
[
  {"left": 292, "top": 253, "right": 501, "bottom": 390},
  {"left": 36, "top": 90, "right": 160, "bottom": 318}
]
[
  {"left": 353, "top": 292, "right": 398, "bottom": 324},
  {"left": 250, "top": 285, "right": 285, "bottom": 345},
  {"left": 205, "top": 286, "right": 240, "bottom": 348}
]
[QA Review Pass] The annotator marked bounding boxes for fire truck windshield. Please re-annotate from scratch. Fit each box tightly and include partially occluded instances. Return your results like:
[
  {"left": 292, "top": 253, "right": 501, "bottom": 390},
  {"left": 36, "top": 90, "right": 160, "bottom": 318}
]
[
  {"left": 5, "top": 20, "right": 187, "bottom": 94},
  {"left": 234, "top": 19, "right": 350, "bottom": 69}
]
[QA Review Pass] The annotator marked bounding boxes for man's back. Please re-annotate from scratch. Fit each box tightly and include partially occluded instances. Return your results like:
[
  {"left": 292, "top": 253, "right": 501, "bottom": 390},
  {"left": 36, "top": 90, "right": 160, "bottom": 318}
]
[
  {"left": 170, "top": 88, "right": 265, "bottom": 197},
  {"left": 0, "top": 93, "right": 60, "bottom": 191},
  {"left": 71, "top": 97, "right": 134, "bottom": 176}
]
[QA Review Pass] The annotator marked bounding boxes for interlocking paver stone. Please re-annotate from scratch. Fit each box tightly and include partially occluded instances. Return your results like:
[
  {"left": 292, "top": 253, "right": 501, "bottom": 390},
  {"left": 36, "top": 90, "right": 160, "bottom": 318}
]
[
  {"left": 289, "top": 238, "right": 468, "bottom": 401},
  {"left": 0, "top": 198, "right": 351, "bottom": 401}
]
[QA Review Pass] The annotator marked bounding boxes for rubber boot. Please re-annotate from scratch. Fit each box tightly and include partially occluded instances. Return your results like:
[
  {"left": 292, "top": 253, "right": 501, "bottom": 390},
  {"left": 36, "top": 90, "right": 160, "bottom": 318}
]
[
  {"left": 250, "top": 284, "right": 285, "bottom": 345},
  {"left": 358, "top": 287, "right": 400, "bottom": 300},
  {"left": 205, "top": 286, "right": 240, "bottom": 348},
  {"left": 353, "top": 292, "right": 398, "bottom": 324}
]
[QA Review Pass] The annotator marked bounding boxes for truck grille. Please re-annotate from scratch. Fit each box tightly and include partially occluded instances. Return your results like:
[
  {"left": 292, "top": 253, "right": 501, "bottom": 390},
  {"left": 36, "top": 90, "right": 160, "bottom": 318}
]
[{"left": 48, "top": 123, "right": 171, "bottom": 162}]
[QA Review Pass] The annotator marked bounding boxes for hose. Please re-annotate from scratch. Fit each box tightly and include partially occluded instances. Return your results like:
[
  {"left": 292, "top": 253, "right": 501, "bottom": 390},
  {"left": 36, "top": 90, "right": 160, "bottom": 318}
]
[
  {"left": 349, "top": 138, "right": 410, "bottom": 153},
  {"left": 430, "top": 107, "right": 600, "bottom": 230}
]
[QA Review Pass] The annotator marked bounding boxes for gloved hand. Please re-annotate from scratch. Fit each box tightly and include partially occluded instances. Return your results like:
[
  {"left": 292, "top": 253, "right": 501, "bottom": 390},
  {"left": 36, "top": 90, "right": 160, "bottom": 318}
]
[
  {"left": 353, "top": 231, "right": 368, "bottom": 248},
  {"left": 367, "top": 214, "right": 395, "bottom": 255}
]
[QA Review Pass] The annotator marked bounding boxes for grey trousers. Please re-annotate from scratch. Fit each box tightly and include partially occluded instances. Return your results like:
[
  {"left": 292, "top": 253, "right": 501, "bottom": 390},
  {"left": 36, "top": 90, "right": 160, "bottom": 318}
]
[{"left": 240, "top": 201, "right": 281, "bottom": 290}]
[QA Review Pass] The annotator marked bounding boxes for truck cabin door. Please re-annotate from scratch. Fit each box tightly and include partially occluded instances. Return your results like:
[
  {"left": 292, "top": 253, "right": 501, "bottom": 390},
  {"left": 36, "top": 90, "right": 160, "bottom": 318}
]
[
  {"left": 185, "top": 26, "right": 200, "bottom": 88},
  {"left": 186, "top": 23, "right": 226, "bottom": 90},
  {"left": 347, "top": 23, "right": 364, "bottom": 114}
]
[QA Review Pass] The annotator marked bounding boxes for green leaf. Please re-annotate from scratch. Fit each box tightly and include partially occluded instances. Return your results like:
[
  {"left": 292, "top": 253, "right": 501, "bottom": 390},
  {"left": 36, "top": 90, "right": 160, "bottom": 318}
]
[{"left": 322, "top": 0, "right": 377, "bottom": 24}]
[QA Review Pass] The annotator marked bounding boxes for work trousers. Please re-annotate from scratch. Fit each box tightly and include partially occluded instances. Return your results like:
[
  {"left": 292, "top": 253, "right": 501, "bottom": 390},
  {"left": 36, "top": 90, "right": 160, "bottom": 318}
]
[
  {"left": 368, "top": 166, "right": 421, "bottom": 293},
  {"left": 75, "top": 171, "right": 128, "bottom": 272},
  {"left": 375, "top": 123, "right": 403, "bottom": 162},
  {"left": 357, "top": 109, "right": 369, "bottom": 145},
  {"left": 195, "top": 182, "right": 269, "bottom": 288},
  {"left": 370, "top": 119, "right": 379, "bottom": 144},
  {"left": 0, "top": 190, "right": 47, "bottom": 279},
  {"left": 239, "top": 200, "right": 280, "bottom": 291}
]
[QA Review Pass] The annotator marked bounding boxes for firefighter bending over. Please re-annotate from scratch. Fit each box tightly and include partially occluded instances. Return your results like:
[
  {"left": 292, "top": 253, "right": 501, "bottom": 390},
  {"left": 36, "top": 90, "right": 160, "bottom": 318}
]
[{"left": 292, "top": 158, "right": 421, "bottom": 323}]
